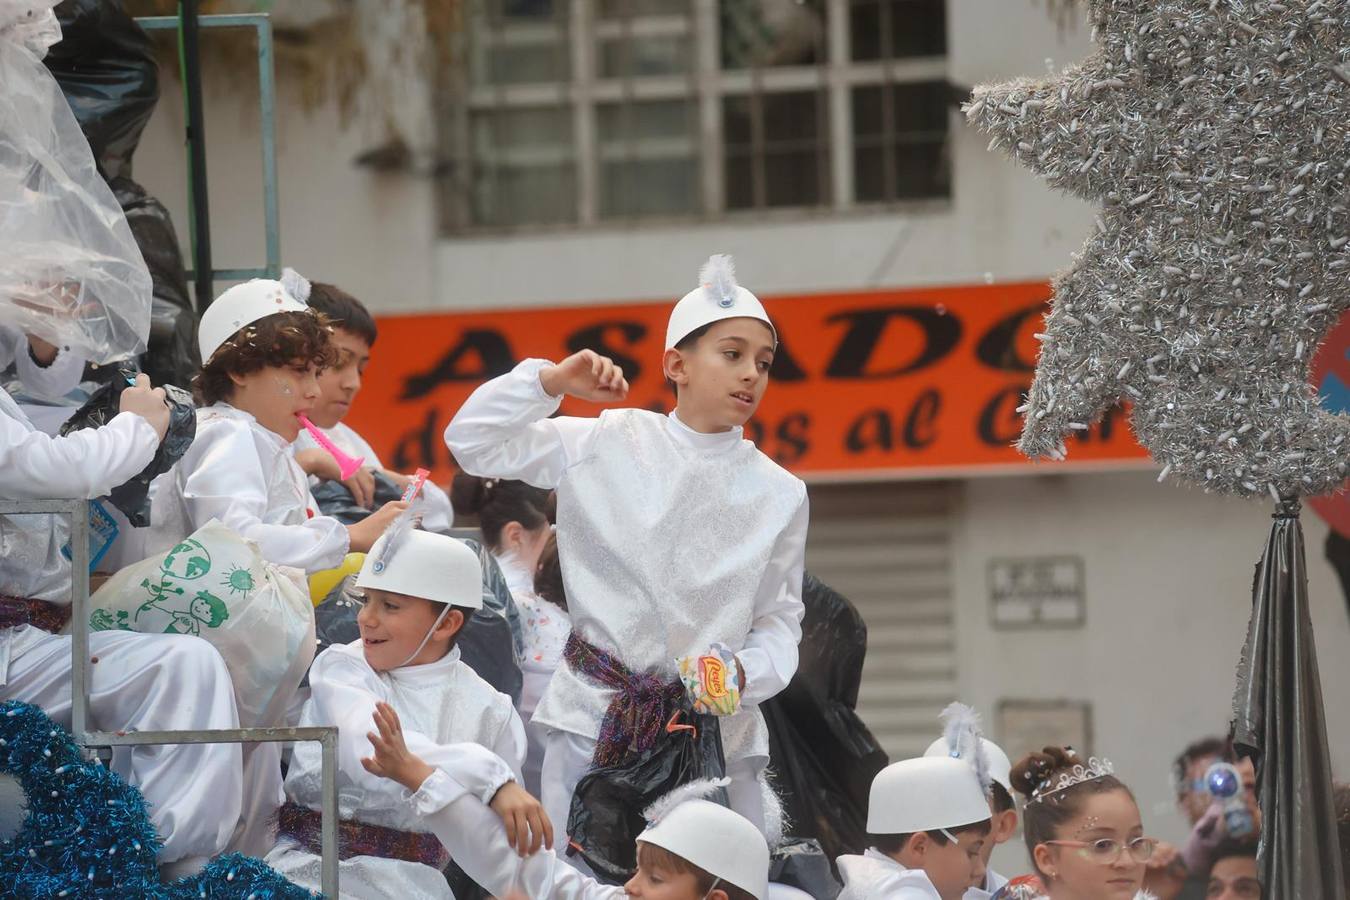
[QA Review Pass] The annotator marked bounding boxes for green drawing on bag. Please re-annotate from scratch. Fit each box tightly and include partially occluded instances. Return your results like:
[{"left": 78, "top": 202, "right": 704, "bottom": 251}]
[
  {"left": 223, "top": 564, "right": 255, "bottom": 598},
  {"left": 89, "top": 608, "right": 131, "bottom": 632},
  {"left": 161, "top": 539, "right": 211, "bottom": 581},
  {"left": 162, "top": 591, "right": 230, "bottom": 636}
]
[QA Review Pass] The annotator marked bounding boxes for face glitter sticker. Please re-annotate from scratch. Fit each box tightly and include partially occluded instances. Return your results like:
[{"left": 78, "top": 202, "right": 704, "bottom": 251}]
[{"left": 966, "top": 0, "right": 1350, "bottom": 500}]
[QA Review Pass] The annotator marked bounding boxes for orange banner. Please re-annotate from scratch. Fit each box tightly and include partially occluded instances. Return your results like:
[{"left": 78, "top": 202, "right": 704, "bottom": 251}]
[{"left": 346, "top": 280, "right": 1151, "bottom": 484}]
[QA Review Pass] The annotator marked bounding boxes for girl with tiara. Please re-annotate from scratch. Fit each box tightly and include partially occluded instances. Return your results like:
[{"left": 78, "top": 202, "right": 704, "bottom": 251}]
[{"left": 996, "top": 747, "right": 1159, "bottom": 900}]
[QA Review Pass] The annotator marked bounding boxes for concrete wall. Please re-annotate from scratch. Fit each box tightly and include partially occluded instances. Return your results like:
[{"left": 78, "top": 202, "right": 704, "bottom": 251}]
[{"left": 952, "top": 470, "right": 1350, "bottom": 857}]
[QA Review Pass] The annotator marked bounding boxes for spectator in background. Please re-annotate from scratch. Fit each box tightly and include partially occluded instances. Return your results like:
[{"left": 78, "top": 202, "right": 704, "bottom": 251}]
[{"left": 1204, "top": 842, "right": 1259, "bottom": 900}]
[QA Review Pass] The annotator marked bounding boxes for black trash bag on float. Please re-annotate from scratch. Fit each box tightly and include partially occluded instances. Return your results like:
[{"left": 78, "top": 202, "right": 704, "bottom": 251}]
[
  {"left": 567, "top": 708, "right": 728, "bottom": 886},
  {"left": 762, "top": 572, "right": 889, "bottom": 863},
  {"left": 45, "top": 1, "right": 200, "bottom": 388},
  {"left": 769, "top": 839, "right": 843, "bottom": 900},
  {"left": 310, "top": 470, "right": 406, "bottom": 525},
  {"left": 58, "top": 362, "right": 195, "bottom": 527},
  {"left": 309, "top": 540, "right": 524, "bottom": 705}
]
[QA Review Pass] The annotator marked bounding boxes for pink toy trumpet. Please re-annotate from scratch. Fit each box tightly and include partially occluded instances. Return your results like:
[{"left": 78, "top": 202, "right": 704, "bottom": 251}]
[{"left": 297, "top": 413, "right": 365, "bottom": 479}]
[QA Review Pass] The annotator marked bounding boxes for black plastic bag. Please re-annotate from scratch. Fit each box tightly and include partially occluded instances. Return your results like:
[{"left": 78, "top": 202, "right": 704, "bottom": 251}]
[
  {"left": 44, "top": 0, "right": 159, "bottom": 182},
  {"left": 310, "top": 471, "right": 406, "bottom": 525},
  {"left": 567, "top": 709, "right": 727, "bottom": 885},
  {"left": 58, "top": 363, "right": 195, "bottom": 526},
  {"left": 769, "top": 839, "right": 842, "bottom": 900},
  {"left": 46, "top": 2, "right": 200, "bottom": 388},
  {"left": 762, "top": 572, "right": 889, "bottom": 862}
]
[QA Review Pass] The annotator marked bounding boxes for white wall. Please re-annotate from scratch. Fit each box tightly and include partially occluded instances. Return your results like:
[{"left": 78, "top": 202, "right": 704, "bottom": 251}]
[{"left": 952, "top": 470, "right": 1350, "bottom": 859}]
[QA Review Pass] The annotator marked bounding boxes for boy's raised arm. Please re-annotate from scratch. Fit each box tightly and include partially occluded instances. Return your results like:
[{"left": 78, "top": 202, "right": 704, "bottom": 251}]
[{"left": 445, "top": 357, "right": 605, "bottom": 490}]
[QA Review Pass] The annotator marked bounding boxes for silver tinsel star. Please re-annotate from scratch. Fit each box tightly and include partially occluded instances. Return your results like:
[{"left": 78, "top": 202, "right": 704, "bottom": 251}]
[{"left": 967, "top": 0, "right": 1349, "bottom": 500}]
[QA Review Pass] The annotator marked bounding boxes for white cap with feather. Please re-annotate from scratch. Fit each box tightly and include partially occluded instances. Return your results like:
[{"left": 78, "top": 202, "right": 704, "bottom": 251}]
[
  {"left": 665, "top": 254, "right": 777, "bottom": 350},
  {"left": 922, "top": 702, "right": 1014, "bottom": 797}
]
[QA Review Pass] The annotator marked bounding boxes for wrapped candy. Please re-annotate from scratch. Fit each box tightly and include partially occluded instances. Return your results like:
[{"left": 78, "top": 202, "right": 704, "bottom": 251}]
[
  {"left": 677, "top": 643, "right": 742, "bottom": 717},
  {"left": 0, "top": 0, "right": 152, "bottom": 364}
]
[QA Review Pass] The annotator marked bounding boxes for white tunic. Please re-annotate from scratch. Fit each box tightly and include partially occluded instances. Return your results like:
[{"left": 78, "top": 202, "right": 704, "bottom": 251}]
[
  {"left": 141, "top": 403, "right": 349, "bottom": 573},
  {"left": 293, "top": 420, "right": 454, "bottom": 533},
  {"left": 407, "top": 770, "right": 626, "bottom": 900},
  {"left": 266, "top": 639, "right": 527, "bottom": 899},
  {"left": 445, "top": 359, "right": 808, "bottom": 764},
  {"left": 965, "top": 868, "right": 1009, "bottom": 899},
  {"left": 837, "top": 849, "right": 944, "bottom": 900},
  {"left": 0, "top": 326, "right": 85, "bottom": 403},
  {"left": 0, "top": 386, "right": 158, "bottom": 681}
]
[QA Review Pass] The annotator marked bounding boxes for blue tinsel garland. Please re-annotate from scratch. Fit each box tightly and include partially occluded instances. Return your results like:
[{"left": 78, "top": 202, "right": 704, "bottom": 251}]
[{"left": 0, "top": 700, "right": 320, "bottom": 899}]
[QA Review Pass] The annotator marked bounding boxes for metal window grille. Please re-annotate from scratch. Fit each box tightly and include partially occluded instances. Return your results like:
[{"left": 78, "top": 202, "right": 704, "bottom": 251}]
[{"left": 441, "top": 0, "right": 950, "bottom": 231}]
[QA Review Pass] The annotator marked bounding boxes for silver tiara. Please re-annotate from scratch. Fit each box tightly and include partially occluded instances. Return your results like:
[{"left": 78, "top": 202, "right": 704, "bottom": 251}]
[{"left": 1031, "top": 756, "right": 1114, "bottom": 802}]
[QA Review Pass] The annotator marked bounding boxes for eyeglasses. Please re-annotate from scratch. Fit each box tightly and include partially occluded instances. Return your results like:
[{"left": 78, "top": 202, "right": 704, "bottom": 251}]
[
  {"left": 1042, "top": 837, "right": 1157, "bottom": 865},
  {"left": 1207, "top": 876, "right": 1262, "bottom": 899}
]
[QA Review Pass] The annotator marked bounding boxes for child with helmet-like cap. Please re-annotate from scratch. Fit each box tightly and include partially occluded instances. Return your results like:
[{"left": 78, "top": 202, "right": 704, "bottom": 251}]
[{"left": 265, "top": 523, "right": 529, "bottom": 899}]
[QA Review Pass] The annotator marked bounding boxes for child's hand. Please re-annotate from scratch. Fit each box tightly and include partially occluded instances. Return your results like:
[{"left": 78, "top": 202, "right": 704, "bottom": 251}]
[
  {"left": 347, "top": 500, "right": 409, "bottom": 552},
  {"left": 343, "top": 466, "right": 377, "bottom": 509},
  {"left": 361, "top": 702, "right": 435, "bottom": 793},
  {"left": 489, "top": 781, "right": 554, "bottom": 857},
  {"left": 119, "top": 373, "right": 170, "bottom": 440},
  {"left": 540, "top": 350, "right": 629, "bottom": 403}
]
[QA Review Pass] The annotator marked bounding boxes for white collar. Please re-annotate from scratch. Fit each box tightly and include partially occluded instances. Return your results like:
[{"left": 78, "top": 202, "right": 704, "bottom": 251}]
[
  {"left": 666, "top": 410, "right": 743, "bottom": 450},
  {"left": 494, "top": 549, "right": 535, "bottom": 598},
  {"left": 204, "top": 402, "right": 290, "bottom": 450},
  {"left": 387, "top": 645, "right": 463, "bottom": 683}
]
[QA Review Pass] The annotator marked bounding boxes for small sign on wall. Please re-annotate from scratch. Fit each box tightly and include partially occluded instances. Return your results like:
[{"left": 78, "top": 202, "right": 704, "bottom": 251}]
[
  {"left": 988, "top": 556, "right": 1085, "bottom": 628},
  {"left": 997, "top": 699, "right": 1094, "bottom": 766}
]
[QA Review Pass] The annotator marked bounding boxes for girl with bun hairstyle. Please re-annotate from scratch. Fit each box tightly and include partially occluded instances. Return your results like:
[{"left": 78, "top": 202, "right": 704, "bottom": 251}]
[
  {"left": 451, "top": 473, "right": 568, "bottom": 797},
  {"left": 995, "top": 747, "right": 1159, "bottom": 900}
]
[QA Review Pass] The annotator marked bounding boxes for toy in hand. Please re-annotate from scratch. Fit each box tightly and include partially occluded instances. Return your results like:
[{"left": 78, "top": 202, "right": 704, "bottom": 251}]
[{"left": 677, "top": 643, "right": 741, "bottom": 717}]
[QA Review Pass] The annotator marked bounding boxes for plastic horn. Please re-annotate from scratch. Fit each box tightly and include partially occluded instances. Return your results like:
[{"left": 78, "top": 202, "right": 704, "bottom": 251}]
[{"left": 297, "top": 413, "right": 365, "bottom": 479}]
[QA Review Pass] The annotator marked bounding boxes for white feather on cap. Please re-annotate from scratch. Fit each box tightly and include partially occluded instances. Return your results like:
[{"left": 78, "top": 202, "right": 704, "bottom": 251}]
[
  {"left": 641, "top": 777, "right": 731, "bottom": 827},
  {"left": 371, "top": 499, "right": 425, "bottom": 575},
  {"left": 699, "top": 254, "right": 739, "bottom": 309},
  {"left": 940, "top": 701, "right": 993, "bottom": 796},
  {"left": 280, "top": 267, "right": 312, "bottom": 305}
]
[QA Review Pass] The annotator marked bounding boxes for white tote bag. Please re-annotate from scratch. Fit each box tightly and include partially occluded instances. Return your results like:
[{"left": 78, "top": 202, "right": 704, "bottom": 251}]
[{"left": 82, "top": 519, "right": 315, "bottom": 728}]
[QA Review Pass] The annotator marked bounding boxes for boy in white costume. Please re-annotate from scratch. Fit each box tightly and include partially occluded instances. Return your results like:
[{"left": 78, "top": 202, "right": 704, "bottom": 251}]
[
  {"left": 922, "top": 704, "right": 1018, "bottom": 898},
  {"left": 141, "top": 273, "right": 407, "bottom": 571},
  {"left": 291, "top": 279, "right": 453, "bottom": 532},
  {"left": 446, "top": 255, "right": 808, "bottom": 847},
  {"left": 266, "top": 526, "right": 528, "bottom": 898},
  {"left": 0, "top": 371, "right": 246, "bottom": 874},
  {"left": 837, "top": 757, "right": 993, "bottom": 900},
  {"left": 362, "top": 699, "right": 770, "bottom": 900}
]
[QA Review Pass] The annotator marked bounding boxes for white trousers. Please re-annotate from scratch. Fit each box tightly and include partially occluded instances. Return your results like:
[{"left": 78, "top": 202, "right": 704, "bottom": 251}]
[
  {"left": 2, "top": 627, "right": 245, "bottom": 862},
  {"left": 540, "top": 730, "right": 767, "bottom": 872}
]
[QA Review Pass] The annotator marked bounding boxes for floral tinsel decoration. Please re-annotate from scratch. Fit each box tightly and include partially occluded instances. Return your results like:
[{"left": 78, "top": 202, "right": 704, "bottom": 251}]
[
  {"left": 966, "top": 0, "right": 1349, "bottom": 500},
  {"left": 0, "top": 700, "right": 317, "bottom": 899}
]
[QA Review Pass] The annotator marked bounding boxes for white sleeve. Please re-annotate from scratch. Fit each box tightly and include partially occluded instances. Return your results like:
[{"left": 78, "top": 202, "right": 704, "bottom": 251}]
[
  {"left": 737, "top": 491, "right": 809, "bottom": 707},
  {"left": 417, "top": 480, "right": 455, "bottom": 533},
  {"left": 309, "top": 650, "right": 517, "bottom": 806},
  {"left": 9, "top": 332, "right": 85, "bottom": 402},
  {"left": 493, "top": 704, "right": 529, "bottom": 783},
  {"left": 0, "top": 408, "right": 159, "bottom": 500},
  {"left": 175, "top": 422, "right": 350, "bottom": 572},
  {"left": 409, "top": 773, "right": 625, "bottom": 900},
  {"left": 444, "top": 358, "right": 599, "bottom": 490}
]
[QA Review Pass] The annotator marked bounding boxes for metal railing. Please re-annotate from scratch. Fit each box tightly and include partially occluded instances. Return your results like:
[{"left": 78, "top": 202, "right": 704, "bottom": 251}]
[
  {"left": 0, "top": 498, "right": 339, "bottom": 897},
  {"left": 136, "top": 13, "right": 281, "bottom": 290}
]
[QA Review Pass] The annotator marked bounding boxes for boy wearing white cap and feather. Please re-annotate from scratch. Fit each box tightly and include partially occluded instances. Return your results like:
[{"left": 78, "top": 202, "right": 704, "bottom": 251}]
[
  {"left": 265, "top": 525, "right": 529, "bottom": 899},
  {"left": 446, "top": 255, "right": 808, "bottom": 853},
  {"left": 361, "top": 698, "right": 770, "bottom": 900},
  {"left": 923, "top": 704, "right": 1018, "bottom": 898},
  {"left": 838, "top": 756, "right": 994, "bottom": 900}
]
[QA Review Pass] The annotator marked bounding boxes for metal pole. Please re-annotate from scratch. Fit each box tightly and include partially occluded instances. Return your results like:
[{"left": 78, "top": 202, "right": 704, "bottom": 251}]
[
  {"left": 256, "top": 18, "right": 280, "bottom": 280},
  {"left": 321, "top": 731, "right": 339, "bottom": 898},
  {"left": 179, "top": 0, "right": 214, "bottom": 312},
  {"left": 67, "top": 500, "right": 91, "bottom": 738}
]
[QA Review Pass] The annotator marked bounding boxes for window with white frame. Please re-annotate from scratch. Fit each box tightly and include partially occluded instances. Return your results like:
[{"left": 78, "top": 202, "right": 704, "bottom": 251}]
[{"left": 442, "top": 0, "right": 949, "bottom": 230}]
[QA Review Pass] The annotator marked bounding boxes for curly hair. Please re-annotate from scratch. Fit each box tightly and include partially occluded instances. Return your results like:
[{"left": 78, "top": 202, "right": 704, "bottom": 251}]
[{"left": 193, "top": 310, "right": 338, "bottom": 406}]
